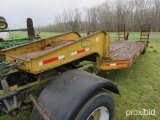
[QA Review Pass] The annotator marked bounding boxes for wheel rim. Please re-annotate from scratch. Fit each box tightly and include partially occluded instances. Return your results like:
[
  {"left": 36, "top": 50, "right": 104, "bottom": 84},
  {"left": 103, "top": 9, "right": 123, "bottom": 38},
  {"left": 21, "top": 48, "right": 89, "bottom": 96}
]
[
  {"left": 0, "top": 22, "right": 7, "bottom": 29},
  {"left": 87, "top": 106, "right": 109, "bottom": 120}
]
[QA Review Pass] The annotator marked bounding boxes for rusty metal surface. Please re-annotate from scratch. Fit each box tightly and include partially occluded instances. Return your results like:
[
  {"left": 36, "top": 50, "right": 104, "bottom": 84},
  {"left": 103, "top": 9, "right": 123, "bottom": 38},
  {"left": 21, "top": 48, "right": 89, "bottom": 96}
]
[
  {"left": 118, "top": 24, "right": 130, "bottom": 40},
  {"left": 27, "top": 18, "right": 35, "bottom": 40},
  {"left": 118, "top": 24, "right": 125, "bottom": 40},
  {"left": 6, "top": 31, "right": 106, "bottom": 61},
  {"left": 2, "top": 31, "right": 108, "bottom": 74},
  {"left": 140, "top": 24, "right": 150, "bottom": 42},
  {"left": 108, "top": 40, "right": 148, "bottom": 61},
  {"left": 16, "top": 41, "right": 74, "bottom": 60},
  {"left": 29, "top": 94, "right": 51, "bottom": 120}
]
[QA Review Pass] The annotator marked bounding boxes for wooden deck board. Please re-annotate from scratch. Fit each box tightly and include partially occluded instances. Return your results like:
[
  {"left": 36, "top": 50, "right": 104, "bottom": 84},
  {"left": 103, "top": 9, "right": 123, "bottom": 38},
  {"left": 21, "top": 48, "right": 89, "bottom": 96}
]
[{"left": 107, "top": 40, "right": 147, "bottom": 61}]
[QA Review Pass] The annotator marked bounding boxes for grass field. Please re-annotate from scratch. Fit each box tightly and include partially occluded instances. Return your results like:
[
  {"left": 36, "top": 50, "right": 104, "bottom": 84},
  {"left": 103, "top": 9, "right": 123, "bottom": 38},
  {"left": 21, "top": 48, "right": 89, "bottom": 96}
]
[{"left": 0, "top": 32, "right": 160, "bottom": 120}]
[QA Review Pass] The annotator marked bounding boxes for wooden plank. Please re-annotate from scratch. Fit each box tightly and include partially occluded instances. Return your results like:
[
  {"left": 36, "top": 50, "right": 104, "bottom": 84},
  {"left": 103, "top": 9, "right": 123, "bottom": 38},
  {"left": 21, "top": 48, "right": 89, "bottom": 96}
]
[{"left": 107, "top": 40, "right": 147, "bottom": 61}]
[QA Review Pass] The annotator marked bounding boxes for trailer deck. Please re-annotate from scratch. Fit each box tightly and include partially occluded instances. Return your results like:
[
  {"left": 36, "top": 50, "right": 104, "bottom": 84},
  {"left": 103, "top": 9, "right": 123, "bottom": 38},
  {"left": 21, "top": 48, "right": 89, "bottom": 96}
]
[
  {"left": 100, "top": 40, "right": 148, "bottom": 70},
  {"left": 109, "top": 40, "right": 147, "bottom": 61}
]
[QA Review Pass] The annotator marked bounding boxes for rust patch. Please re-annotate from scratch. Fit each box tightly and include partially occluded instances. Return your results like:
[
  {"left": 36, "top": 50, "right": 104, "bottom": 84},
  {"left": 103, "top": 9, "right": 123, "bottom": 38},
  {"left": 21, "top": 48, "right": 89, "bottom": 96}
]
[{"left": 108, "top": 40, "right": 148, "bottom": 61}]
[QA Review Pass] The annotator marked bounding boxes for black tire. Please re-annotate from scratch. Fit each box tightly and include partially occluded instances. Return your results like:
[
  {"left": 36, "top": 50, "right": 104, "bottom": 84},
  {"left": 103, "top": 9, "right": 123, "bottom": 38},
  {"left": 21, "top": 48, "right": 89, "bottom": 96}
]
[
  {"left": 31, "top": 69, "right": 118, "bottom": 120},
  {"left": 32, "top": 90, "right": 114, "bottom": 120},
  {"left": 32, "top": 107, "right": 43, "bottom": 120},
  {"left": 0, "top": 16, "right": 6, "bottom": 21},
  {"left": 0, "top": 19, "right": 8, "bottom": 29},
  {"left": 74, "top": 90, "right": 115, "bottom": 120}
]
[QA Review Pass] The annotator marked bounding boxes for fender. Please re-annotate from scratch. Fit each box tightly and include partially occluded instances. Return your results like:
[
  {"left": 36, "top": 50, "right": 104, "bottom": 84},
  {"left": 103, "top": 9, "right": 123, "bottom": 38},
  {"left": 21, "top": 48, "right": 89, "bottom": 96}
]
[{"left": 36, "top": 69, "right": 120, "bottom": 120}]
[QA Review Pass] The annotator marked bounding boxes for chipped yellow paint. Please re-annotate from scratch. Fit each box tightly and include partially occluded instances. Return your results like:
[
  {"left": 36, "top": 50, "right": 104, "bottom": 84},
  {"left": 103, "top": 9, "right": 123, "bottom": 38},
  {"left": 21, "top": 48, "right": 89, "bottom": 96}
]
[
  {"left": 2, "top": 31, "right": 110, "bottom": 74},
  {"left": 2, "top": 31, "right": 146, "bottom": 74}
]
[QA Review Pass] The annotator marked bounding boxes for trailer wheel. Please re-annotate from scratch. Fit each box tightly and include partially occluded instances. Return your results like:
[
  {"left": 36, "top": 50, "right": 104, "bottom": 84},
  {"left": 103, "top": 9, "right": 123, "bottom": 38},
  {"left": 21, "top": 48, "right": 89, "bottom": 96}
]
[
  {"left": 75, "top": 91, "right": 114, "bottom": 120},
  {"left": 32, "top": 90, "right": 114, "bottom": 120},
  {"left": 31, "top": 70, "right": 118, "bottom": 120},
  {"left": 0, "top": 16, "right": 6, "bottom": 21},
  {"left": 0, "top": 19, "right": 8, "bottom": 29}
]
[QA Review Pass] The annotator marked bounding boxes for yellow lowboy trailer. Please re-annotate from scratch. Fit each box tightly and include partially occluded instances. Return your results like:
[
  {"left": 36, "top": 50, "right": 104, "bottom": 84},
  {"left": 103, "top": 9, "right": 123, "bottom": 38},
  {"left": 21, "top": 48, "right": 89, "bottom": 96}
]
[
  {"left": 0, "top": 31, "right": 148, "bottom": 120},
  {"left": 2, "top": 31, "right": 147, "bottom": 74}
]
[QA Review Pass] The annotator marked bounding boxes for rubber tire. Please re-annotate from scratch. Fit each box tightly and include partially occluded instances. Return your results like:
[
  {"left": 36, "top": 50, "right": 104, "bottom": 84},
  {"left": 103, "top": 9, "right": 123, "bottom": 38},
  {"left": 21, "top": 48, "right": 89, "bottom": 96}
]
[
  {"left": 32, "top": 107, "right": 43, "bottom": 120},
  {"left": 32, "top": 90, "right": 115, "bottom": 120},
  {"left": 0, "top": 19, "right": 8, "bottom": 29},
  {"left": 0, "top": 16, "right": 6, "bottom": 21},
  {"left": 74, "top": 90, "right": 115, "bottom": 120}
]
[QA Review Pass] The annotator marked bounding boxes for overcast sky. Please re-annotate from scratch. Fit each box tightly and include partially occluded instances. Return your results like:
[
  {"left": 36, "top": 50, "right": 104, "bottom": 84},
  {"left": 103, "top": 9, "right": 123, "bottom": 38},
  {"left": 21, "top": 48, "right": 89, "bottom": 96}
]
[{"left": 0, "top": 0, "right": 116, "bottom": 29}]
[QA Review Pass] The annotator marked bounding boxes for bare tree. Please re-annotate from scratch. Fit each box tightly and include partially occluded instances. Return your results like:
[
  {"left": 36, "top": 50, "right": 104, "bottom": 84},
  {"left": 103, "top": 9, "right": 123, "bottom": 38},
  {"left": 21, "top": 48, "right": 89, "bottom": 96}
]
[{"left": 37, "top": 0, "right": 160, "bottom": 32}]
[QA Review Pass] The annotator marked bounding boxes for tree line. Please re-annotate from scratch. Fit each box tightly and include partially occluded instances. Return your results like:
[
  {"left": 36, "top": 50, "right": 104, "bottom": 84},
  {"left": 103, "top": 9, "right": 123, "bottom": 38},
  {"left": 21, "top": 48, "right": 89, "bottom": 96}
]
[{"left": 37, "top": 0, "right": 160, "bottom": 32}]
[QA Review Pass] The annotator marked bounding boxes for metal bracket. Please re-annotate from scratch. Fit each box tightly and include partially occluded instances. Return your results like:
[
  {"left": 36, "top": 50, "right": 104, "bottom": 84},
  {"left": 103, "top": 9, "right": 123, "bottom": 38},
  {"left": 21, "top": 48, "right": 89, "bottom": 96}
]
[
  {"left": 0, "top": 95, "right": 20, "bottom": 116},
  {"left": 1, "top": 79, "right": 10, "bottom": 93}
]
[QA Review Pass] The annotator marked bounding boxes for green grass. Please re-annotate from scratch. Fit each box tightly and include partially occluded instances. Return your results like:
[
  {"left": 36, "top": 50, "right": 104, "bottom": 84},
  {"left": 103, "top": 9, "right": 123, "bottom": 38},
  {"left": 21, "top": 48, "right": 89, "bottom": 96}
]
[
  {"left": 101, "top": 40, "right": 160, "bottom": 120},
  {"left": 109, "top": 32, "right": 160, "bottom": 41},
  {"left": 9, "top": 32, "right": 64, "bottom": 39},
  {"left": 9, "top": 32, "right": 28, "bottom": 38},
  {"left": 0, "top": 32, "right": 160, "bottom": 120}
]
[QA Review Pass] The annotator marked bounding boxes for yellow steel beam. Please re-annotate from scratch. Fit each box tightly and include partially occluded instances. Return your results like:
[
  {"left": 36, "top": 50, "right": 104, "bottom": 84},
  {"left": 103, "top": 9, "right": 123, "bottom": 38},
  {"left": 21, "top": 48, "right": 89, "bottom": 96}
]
[{"left": 3, "top": 31, "right": 110, "bottom": 74}]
